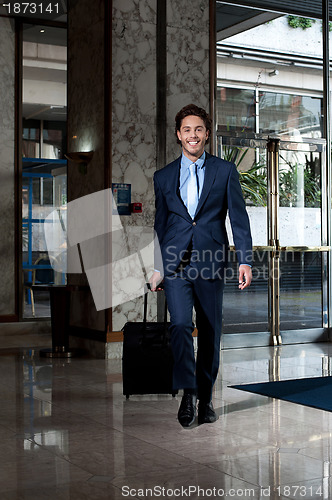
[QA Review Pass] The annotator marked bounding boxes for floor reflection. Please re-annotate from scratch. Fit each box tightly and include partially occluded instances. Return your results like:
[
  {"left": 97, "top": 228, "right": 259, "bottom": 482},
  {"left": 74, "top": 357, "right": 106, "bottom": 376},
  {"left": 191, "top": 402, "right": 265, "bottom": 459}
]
[{"left": 1, "top": 339, "right": 332, "bottom": 498}]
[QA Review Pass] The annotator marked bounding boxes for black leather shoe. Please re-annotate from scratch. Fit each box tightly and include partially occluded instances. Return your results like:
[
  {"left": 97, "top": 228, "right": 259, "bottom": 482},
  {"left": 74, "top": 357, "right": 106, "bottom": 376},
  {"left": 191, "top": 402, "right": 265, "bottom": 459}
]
[
  {"left": 198, "top": 401, "right": 217, "bottom": 425},
  {"left": 178, "top": 394, "right": 197, "bottom": 427}
]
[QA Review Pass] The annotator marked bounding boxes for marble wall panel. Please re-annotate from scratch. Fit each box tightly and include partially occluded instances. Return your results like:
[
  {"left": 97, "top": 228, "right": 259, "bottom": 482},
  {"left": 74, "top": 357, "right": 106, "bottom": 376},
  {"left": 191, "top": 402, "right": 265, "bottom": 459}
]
[
  {"left": 113, "top": 0, "right": 156, "bottom": 25},
  {"left": 111, "top": 0, "right": 210, "bottom": 331},
  {"left": 0, "top": 18, "right": 15, "bottom": 315},
  {"left": 112, "top": 123, "right": 156, "bottom": 225},
  {"left": 112, "top": 20, "right": 156, "bottom": 124},
  {"left": 166, "top": 1, "right": 210, "bottom": 164},
  {"left": 112, "top": 0, "right": 157, "bottom": 331},
  {"left": 167, "top": 0, "right": 209, "bottom": 30}
]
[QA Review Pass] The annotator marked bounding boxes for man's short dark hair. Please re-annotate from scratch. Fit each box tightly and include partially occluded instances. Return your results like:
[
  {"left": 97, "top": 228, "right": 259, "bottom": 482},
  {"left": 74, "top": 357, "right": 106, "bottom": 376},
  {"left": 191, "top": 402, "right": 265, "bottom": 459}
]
[{"left": 175, "top": 104, "right": 212, "bottom": 144}]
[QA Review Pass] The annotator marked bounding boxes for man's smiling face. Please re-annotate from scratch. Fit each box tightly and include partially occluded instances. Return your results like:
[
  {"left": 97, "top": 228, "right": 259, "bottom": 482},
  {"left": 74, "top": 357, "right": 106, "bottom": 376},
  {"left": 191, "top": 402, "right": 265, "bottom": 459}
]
[{"left": 177, "top": 115, "right": 209, "bottom": 162}]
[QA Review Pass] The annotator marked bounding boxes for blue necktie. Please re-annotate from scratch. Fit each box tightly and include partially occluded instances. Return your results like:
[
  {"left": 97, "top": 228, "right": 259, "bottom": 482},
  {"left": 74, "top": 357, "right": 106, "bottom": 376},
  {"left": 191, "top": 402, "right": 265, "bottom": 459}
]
[{"left": 187, "top": 163, "right": 198, "bottom": 219}]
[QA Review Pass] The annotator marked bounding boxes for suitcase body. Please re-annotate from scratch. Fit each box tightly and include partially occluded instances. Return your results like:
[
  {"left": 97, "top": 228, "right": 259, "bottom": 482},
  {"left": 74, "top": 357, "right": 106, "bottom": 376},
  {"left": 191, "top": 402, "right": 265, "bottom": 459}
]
[{"left": 122, "top": 287, "right": 177, "bottom": 398}]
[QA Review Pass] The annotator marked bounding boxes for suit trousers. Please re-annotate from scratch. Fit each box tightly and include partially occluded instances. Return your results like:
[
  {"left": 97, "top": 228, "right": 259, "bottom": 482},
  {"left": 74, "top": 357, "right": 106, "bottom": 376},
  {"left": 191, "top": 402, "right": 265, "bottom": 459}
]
[{"left": 164, "top": 266, "right": 224, "bottom": 402}]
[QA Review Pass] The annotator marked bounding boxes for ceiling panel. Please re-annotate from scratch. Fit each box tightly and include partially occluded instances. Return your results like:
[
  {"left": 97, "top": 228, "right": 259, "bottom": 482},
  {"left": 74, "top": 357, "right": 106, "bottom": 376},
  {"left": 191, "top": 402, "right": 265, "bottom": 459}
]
[
  {"left": 218, "top": 0, "right": 329, "bottom": 19},
  {"left": 22, "top": 103, "right": 67, "bottom": 122},
  {"left": 22, "top": 24, "right": 67, "bottom": 46},
  {"left": 216, "top": 3, "right": 281, "bottom": 39}
]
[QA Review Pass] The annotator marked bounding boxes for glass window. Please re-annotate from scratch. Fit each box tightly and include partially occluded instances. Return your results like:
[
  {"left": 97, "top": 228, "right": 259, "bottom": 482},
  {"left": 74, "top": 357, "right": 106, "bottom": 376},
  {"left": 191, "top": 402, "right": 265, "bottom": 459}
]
[
  {"left": 223, "top": 249, "right": 269, "bottom": 334},
  {"left": 259, "top": 92, "right": 322, "bottom": 138},
  {"left": 23, "top": 120, "right": 40, "bottom": 158},
  {"left": 22, "top": 24, "right": 67, "bottom": 319},
  {"left": 217, "top": 87, "right": 322, "bottom": 139},
  {"left": 280, "top": 251, "right": 323, "bottom": 330},
  {"left": 217, "top": 88, "right": 256, "bottom": 133},
  {"left": 43, "top": 120, "right": 66, "bottom": 159}
]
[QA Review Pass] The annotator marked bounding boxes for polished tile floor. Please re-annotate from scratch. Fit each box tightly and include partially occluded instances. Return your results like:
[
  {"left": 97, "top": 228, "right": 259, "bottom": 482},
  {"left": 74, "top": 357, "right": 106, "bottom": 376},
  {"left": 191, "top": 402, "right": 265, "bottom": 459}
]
[{"left": 1, "top": 332, "right": 332, "bottom": 499}]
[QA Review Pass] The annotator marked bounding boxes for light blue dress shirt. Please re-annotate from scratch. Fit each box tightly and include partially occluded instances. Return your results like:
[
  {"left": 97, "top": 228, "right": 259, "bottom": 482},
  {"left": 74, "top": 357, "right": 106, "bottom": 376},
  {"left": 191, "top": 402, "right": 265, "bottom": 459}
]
[{"left": 179, "top": 152, "right": 206, "bottom": 213}]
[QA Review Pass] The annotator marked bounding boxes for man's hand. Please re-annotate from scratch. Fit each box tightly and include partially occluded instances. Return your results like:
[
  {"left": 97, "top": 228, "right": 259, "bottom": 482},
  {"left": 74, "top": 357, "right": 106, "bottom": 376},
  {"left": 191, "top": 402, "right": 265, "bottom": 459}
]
[
  {"left": 149, "top": 271, "right": 163, "bottom": 291},
  {"left": 238, "top": 264, "right": 252, "bottom": 290}
]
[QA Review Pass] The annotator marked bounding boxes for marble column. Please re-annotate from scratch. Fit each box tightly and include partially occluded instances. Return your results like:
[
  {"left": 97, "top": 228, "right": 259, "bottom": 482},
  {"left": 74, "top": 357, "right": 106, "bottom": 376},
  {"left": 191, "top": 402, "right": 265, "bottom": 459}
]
[
  {"left": 0, "top": 18, "right": 15, "bottom": 318},
  {"left": 166, "top": 0, "right": 210, "bottom": 162},
  {"left": 67, "top": 0, "right": 108, "bottom": 334},
  {"left": 112, "top": 0, "right": 158, "bottom": 330},
  {"left": 111, "top": 0, "right": 210, "bottom": 332}
]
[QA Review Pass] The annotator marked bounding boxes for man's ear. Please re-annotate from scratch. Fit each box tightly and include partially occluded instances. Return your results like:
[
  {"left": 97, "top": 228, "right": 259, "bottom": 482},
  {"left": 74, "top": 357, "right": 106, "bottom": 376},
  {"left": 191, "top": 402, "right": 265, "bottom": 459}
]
[{"left": 176, "top": 129, "right": 182, "bottom": 142}]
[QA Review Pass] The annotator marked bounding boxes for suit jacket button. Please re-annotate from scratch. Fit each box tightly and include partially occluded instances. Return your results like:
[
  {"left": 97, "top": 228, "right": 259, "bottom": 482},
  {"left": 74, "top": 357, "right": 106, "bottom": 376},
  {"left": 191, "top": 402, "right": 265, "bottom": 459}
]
[{"left": 192, "top": 222, "right": 196, "bottom": 226}]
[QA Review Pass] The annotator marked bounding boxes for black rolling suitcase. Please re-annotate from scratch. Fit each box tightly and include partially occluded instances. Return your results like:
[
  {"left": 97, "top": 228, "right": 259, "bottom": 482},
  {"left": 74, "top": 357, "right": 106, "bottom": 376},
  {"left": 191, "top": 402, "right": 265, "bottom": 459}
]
[{"left": 122, "top": 284, "right": 177, "bottom": 399}]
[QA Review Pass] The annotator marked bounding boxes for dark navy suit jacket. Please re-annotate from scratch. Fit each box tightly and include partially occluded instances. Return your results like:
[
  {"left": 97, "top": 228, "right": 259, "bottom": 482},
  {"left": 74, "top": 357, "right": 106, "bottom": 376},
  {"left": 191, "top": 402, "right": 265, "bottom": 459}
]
[{"left": 153, "top": 152, "right": 252, "bottom": 279}]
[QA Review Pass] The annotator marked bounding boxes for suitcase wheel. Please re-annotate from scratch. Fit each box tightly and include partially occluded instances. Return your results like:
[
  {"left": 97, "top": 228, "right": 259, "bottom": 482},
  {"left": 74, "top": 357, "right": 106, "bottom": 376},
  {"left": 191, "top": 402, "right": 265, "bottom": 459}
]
[
  {"left": 172, "top": 392, "right": 177, "bottom": 397},
  {"left": 125, "top": 395, "right": 130, "bottom": 399}
]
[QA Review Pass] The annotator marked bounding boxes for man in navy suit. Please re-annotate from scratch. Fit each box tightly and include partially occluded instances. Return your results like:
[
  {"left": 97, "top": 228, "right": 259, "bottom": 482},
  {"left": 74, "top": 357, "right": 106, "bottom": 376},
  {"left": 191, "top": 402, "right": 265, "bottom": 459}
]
[{"left": 150, "top": 104, "right": 252, "bottom": 427}]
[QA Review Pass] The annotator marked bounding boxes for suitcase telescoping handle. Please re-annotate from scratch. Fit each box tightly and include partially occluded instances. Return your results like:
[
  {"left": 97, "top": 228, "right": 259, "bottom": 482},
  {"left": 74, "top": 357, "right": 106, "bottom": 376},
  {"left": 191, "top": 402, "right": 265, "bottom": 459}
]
[{"left": 143, "top": 282, "right": 168, "bottom": 341}]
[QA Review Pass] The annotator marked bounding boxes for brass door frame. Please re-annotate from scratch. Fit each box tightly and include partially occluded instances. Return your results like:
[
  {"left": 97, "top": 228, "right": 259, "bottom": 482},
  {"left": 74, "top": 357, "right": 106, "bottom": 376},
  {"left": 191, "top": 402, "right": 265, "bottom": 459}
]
[
  {"left": 219, "top": 132, "right": 330, "bottom": 346},
  {"left": 267, "top": 137, "right": 329, "bottom": 345},
  {"left": 267, "top": 138, "right": 281, "bottom": 345}
]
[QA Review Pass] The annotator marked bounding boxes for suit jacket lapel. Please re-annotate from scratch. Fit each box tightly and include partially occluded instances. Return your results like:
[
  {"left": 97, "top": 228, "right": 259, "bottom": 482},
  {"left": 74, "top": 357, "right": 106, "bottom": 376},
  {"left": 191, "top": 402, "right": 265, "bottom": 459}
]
[{"left": 195, "top": 153, "right": 217, "bottom": 217}]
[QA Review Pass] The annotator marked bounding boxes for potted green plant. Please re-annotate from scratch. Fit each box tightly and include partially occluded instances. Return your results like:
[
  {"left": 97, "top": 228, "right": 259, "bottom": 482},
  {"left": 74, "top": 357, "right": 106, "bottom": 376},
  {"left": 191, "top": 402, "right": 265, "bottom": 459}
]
[{"left": 222, "top": 146, "right": 267, "bottom": 206}]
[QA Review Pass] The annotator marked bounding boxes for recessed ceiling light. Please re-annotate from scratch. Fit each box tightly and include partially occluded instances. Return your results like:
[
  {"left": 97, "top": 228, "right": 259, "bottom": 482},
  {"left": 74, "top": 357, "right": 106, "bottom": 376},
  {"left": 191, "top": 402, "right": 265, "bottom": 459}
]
[{"left": 40, "top": 29, "right": 45, "bottom": 33}]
